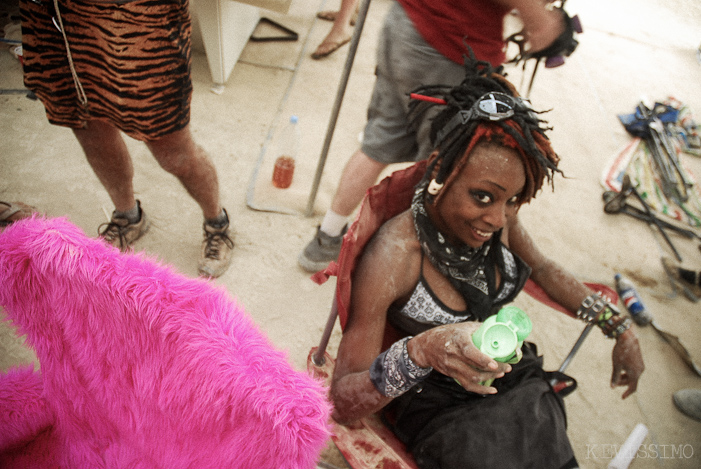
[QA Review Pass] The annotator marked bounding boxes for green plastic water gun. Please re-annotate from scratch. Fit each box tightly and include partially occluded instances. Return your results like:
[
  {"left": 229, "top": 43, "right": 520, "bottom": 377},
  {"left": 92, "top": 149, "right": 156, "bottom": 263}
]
[{"left": 472, "top": 306, "right": 532, "bottom": 386}]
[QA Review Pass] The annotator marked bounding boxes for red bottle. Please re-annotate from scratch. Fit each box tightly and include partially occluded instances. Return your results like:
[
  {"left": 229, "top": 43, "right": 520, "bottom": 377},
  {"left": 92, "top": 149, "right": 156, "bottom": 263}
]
[
  {"left": 272, "top": 155, "right": 295, "bottom": 189},
  {"left": 272, "top": 115, "right": 299, "bottom": 189}
]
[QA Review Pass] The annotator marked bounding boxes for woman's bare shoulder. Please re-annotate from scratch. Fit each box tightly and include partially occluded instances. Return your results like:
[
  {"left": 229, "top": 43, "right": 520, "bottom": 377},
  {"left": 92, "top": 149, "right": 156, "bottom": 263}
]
[
  {"left": 333, "top": 215, "right": 420, "bottom": 397},
  {"left": 366, "top": 210, "right": 419, "bottom": 258},
  {"left": 353, "top": 210, "right": 421, "bottom": 297}
]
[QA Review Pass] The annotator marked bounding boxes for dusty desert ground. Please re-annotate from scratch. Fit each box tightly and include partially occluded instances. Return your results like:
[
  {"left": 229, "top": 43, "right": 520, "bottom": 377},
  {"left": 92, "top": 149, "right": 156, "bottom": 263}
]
[{"left": 1, "top": 0, "right": 700, "bottom": 467}]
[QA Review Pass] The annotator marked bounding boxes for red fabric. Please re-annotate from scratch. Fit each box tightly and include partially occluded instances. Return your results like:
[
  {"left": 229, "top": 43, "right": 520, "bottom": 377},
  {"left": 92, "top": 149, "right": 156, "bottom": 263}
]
[
  {"left": 312, "top": 161, "right": 428, "bottom": 330},
  {"left": 397, "top": 0, "right": 510, "bottom": 66},
  {"left": 523, "top": 279, "right": 618, "bottom": 315},
  {"left": 311, "top": 161, "right": 619, "bottom": 330}
]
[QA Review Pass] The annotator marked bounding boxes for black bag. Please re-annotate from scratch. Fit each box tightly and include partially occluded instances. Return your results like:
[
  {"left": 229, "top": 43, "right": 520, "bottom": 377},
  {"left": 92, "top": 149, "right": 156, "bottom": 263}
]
[{"left": 384, "top": 343, "right": 578, "bottom": 469}]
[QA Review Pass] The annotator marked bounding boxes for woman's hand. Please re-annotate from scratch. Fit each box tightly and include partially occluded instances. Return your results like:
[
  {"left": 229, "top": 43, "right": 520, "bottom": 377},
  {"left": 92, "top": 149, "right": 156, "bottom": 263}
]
[
  {"left": 611, "top": 329, "right": 645, "bottom": 399},
  {"left": 408, "top": 322, "right": 512, "bottom": 395}
]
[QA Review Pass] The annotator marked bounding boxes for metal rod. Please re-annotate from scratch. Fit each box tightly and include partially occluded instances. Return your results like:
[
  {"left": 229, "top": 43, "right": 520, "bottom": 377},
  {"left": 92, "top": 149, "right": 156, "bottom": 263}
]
[
  {"left": 557, "top": 323, "right": 594, "bottom": 374},
  {"left": 525, "top": 58, "right": 541, "bottom": 99},
  {"left": 629, "top": 179, "right": 683, "bottom": 261},
  {"left": 0, "top": 89, "right": 31, "bottom": 95},
  {"left": 618, "top": 205, "right": 699, "bottom": 240},
  {"left": 305, "top": 0, "right": 373, "bottom": 217},
  {"left": 311, "top": 292, "right": 339, "bottom": 366},
  {"left": 548, "top": 323, "right": 594, "bottom": 387}
]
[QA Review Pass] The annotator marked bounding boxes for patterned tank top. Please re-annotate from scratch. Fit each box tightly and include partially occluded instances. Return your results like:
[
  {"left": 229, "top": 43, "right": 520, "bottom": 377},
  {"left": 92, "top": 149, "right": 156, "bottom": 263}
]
[{"left": 388, "top": 244, "right": 530, "bottom": 336}]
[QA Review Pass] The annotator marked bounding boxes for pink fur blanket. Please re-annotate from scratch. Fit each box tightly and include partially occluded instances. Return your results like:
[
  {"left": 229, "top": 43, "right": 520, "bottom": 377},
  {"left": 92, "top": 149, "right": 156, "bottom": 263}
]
[{"left": 0, "top": 217, "right": 331, "bottom": 468}]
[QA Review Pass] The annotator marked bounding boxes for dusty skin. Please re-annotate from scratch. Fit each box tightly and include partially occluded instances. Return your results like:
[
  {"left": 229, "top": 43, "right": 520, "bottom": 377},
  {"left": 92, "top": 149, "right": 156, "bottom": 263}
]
[{"left": 1, "top": 0, "right": 701, "bottom": 467}]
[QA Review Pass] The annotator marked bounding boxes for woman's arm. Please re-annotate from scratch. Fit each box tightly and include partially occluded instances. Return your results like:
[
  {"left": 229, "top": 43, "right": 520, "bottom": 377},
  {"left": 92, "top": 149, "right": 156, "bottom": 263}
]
[
  {"left": 329, "top": 216, "right": 420, "bottom": 424},
  {"left": 331, "top": 214, "right": 510, "bottom": 424},
  {"left": 507, "top": 214, "right": 592, "bottom": 313},
  {"left": 506, "top": 214, "right": 644, "bottom": 398}
]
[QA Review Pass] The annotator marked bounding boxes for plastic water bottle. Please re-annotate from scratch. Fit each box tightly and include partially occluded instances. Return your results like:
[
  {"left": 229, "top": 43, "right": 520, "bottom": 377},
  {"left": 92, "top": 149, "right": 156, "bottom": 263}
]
[
  {"left": 614, "top": 273, "right": 652, "bottom": 326},
  {"left": 272, "top": 115, "right": 299, "bottom": 189},
  {"left": 472, "top": 306, "right": 532, "bottom": 386}
]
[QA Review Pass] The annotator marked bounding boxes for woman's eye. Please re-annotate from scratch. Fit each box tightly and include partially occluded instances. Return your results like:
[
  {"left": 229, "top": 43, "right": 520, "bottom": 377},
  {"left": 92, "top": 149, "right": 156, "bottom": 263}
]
[
  {"left": 472, "top": 191, "right": 492, "bottom": 204},
  {"left": 508, "top": 195, "right": 520, "bottom": 205}
]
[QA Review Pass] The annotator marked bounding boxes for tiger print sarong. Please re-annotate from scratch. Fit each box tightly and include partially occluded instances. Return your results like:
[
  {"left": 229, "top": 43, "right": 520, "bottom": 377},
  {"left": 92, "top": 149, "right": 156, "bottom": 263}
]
[{"left": 20, "top": 0, "right": 193, "bottom": 141}]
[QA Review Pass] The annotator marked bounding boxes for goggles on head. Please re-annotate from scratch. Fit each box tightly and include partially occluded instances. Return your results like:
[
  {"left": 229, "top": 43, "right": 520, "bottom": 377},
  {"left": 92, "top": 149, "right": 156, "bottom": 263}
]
[{"left": 435, "top": 92, "right": 525, "bottom": 146}]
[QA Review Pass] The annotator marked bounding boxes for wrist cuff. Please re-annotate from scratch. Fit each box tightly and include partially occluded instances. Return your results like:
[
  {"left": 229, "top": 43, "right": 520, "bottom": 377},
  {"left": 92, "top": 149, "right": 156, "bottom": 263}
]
[
  {"left": 369, "top": 337, "right": 433, "bottom": 398},
  {"left": 577, "top": 293, "right": 632, "bottom": 339},
  {"left": 576, "top": 294, "right": 608, "bottom": 323}
]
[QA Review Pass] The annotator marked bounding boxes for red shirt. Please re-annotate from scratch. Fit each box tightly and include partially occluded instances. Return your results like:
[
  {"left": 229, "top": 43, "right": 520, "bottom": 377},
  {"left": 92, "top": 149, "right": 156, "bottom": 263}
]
[{"left": 398, "top": 0, "right": 510, "bottom": 66}]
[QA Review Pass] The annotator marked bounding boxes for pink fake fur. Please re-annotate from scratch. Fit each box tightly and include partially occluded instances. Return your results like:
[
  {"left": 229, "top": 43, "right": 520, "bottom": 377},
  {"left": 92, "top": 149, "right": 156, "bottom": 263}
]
[{"left": 0, "top": 217, "right": 331, "bottom": 468}]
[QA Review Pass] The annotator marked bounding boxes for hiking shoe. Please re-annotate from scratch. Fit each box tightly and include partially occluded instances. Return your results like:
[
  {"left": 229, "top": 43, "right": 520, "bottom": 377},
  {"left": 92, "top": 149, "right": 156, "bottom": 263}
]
[
  {"left": 673, "top": 389, "right": 701, "bottom": 421},
  {"left": 98, "top": 201, "right": 150, "bottom": 250},
  {"left": 298, "top": 225, "right": 346, "bottom": 273},
  {"left": 198, "top": 210, "right": 234, "bottom": 278},
  {"left": 0, "top": 201, "right": 38, "bottom": 228}
]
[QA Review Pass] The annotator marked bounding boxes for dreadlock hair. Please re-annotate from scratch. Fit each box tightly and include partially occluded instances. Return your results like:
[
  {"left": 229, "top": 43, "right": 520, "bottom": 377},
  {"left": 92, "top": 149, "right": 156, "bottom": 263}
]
[{"left": 408, "top": 51, "right": 562, "bottom": 205}]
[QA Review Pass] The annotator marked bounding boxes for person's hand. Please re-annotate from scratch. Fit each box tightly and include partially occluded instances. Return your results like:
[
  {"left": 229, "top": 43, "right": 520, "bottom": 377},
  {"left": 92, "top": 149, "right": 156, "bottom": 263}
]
[
  {"left": 520, "top": 6, "right": 567, "bottom": 54},
  {"left": 407, "top": 322, "right": 511, "bottom": 395},
  {"left": 611, "top": 329, "right": 645, "bottom": 399}
]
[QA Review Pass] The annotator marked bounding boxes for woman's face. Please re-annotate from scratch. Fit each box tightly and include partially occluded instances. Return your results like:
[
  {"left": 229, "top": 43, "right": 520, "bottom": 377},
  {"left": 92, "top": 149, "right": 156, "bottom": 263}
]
[{"left": 430, "top": 142, "right": 526, "bottom": 248}]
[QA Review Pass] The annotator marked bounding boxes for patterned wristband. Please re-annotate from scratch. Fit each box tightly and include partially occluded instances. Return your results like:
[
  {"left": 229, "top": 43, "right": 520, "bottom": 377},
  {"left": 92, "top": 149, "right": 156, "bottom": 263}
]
[
  {"left": 578, "top": 293, "right": 630, "bottom": 338},
  {"left": 369, "top": 337, "right": 433, "bottom": 398}
]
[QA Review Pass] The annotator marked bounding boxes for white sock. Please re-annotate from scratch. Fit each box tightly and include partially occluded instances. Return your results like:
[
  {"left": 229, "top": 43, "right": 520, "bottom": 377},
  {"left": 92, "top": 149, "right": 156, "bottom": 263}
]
[{"left": 320, "top": 209, "right": 348, "bottom": 237}]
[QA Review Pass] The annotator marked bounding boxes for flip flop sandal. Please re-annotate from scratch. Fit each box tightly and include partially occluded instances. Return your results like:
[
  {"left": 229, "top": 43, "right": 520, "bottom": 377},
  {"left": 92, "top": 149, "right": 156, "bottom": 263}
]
[
  {"left": 316, "top": 9, "right": 358, "bottom": 26},
  {"left": 316, "top": 10, "right": 336, "bottom": 22},
  {"left": 311, "top": 37, "right": 351, "bottom": 60},
  {"left": 0, "top": 201, "right": 38, "bottom": 227}
]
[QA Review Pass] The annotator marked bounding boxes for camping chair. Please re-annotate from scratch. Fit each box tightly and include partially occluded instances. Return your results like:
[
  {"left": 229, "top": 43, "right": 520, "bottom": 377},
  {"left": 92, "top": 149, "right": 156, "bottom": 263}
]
[{"left": 307, "top": 162, "right": 618, "bottom": 468}]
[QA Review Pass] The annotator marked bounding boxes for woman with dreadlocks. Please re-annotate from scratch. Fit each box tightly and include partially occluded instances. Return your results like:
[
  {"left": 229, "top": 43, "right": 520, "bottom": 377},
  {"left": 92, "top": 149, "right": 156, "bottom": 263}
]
[{"left": 327, "top": 57, "right": 644, "bottom": 468}]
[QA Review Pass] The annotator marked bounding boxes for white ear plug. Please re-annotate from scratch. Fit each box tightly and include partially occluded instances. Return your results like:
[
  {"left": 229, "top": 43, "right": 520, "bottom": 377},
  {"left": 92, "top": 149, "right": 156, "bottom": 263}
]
[{"left": 427, "top": 179, "right": 444, "bottom": 195}]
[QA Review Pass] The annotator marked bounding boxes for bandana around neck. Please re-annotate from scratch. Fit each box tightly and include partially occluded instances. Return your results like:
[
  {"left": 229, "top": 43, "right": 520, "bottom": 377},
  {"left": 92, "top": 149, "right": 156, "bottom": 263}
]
[{"left": 411, "top": 180, "right": 498, "bottom": 320}]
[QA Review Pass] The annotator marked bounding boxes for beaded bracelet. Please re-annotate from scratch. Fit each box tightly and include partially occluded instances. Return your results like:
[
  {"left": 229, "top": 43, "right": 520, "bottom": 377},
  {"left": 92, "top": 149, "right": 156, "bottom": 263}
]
[
  {"left": 369, "top": 337, "right": 433, "bottom": 398},
  {"left": 599, "top": 315, "right": 633, "bottom": 339},
  {"left": 577, "top": 293, "right": 632, "bottom": 339}
]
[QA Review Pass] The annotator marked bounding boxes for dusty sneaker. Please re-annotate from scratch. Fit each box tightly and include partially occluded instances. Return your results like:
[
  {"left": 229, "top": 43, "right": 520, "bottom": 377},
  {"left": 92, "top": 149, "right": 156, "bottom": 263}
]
[
  {"left": 0, "top": 201, "right": 38, "bottom": 228},
  {"left": 198, "top": 211, "right": 234, "bottom": 278},
  {"left": 98, "top": 201, "right": 150, "bottom": 250},
  {"left": 673, "top": 389, "right": 701, "bottom": 421},
  {"left": 298, "top": 225, "right": 346, "bottom": 273}
]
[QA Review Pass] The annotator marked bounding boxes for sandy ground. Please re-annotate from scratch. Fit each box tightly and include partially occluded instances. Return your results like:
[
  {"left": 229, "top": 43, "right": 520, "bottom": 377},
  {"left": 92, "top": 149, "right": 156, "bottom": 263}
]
[{"left": 1, "top": 0, "right": 700, "bottom": 467}]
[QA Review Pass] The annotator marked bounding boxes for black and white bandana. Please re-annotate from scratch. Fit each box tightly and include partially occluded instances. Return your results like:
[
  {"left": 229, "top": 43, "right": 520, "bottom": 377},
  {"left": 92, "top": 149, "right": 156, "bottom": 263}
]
[{"left": 411, "top": 180, "right": 529, "bottom": 320}]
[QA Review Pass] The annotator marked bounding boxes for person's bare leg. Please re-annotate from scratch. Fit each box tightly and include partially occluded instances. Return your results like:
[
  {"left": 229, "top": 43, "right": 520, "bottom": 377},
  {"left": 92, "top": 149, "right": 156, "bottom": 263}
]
[
  {"left": 312, "top": 0, "right": 359, "bottom": 58},
  {"left": 147, "top": 124, "right": 232, "bottom": 278},
  {"left": 298, "top": 148, "right": 385, "bottom": 272},
  {"left": 73, "top": 120, "right": 136, "bottom": 212},
  {"left": 74, "top": 120, "right": 150, "bottom": 249},
  {"left": 317, "top": 0, "right": 358, "bottom": 24},
  {"left": 145, "top": 124, "right": 222, "bottom": 220},
  {"left": 330, "top": 148, "right": 386, "bottom": 217}
]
